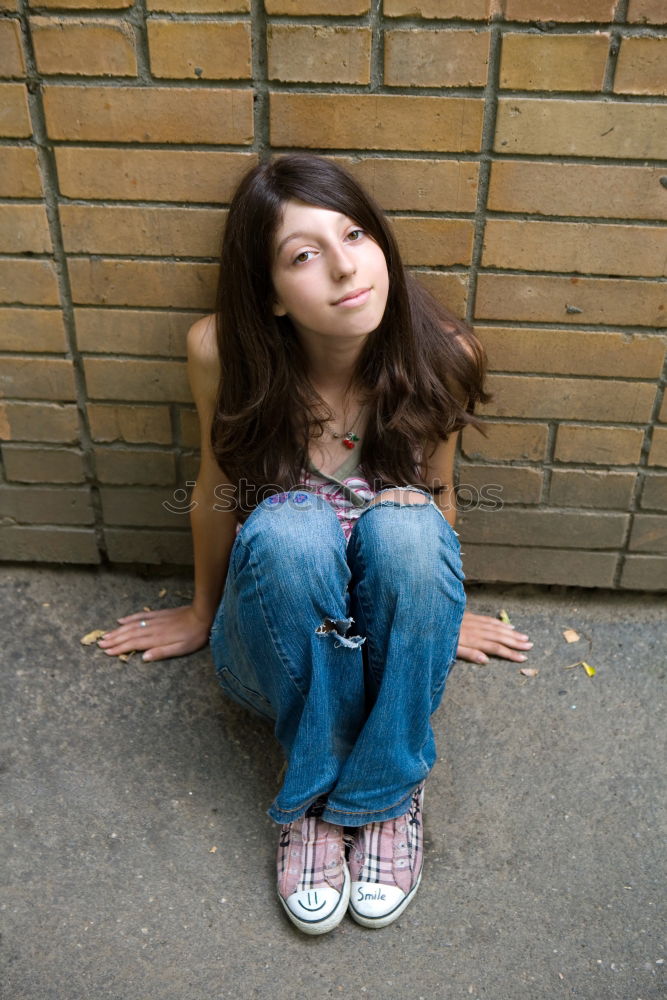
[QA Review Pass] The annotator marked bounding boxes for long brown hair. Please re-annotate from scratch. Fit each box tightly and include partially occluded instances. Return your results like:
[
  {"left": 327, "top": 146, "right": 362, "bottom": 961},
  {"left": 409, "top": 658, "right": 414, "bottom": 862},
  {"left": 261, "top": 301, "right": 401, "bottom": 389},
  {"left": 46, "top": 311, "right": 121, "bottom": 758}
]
[{"left": 212, "top": 154, "right": 488, "bottom": 515}]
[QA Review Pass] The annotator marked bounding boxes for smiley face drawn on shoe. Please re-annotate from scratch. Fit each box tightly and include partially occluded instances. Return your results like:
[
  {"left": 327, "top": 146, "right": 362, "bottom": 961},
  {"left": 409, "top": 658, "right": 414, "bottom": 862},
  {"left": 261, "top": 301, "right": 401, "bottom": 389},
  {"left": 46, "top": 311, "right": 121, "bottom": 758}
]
[{"left": 297, "top": 891, "right": 327, "bottom": 912}]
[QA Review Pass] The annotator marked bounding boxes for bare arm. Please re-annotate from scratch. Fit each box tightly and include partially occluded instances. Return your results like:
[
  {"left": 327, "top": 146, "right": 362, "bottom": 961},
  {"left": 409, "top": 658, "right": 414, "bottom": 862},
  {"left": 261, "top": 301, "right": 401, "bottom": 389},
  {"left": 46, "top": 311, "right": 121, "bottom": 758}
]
[{"left": 98, "top": 315, "right": 238, "bottom": 662}]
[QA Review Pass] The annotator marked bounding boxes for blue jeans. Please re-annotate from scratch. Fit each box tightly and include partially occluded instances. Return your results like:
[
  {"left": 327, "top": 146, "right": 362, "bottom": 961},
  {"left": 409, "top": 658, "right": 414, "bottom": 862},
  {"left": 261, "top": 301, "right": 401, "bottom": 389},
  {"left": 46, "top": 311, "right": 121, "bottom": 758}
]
[{"left": 210, "top": 488, "right": 466, "bottom": 827}]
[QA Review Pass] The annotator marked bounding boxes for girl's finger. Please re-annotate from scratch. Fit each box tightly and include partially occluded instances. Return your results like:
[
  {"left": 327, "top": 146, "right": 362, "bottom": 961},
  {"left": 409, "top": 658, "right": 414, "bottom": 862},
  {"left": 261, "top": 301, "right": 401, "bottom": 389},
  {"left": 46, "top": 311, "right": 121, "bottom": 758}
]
[
  {"left": 142, "top": 642, "right": 184, "bottom": 663},
  {"left": 456, "top": 645, "right": 489, "bottom": 664}
]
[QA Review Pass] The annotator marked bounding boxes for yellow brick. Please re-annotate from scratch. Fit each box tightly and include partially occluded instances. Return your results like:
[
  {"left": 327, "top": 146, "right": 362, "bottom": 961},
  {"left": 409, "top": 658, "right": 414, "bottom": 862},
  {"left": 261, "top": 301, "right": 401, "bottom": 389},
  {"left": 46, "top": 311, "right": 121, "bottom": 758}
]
[
  {"left": 265, "top": 0, "right": 368, "bottom": 12},
  {"left": 60, "top": 205, "right": 224, "bottom": 257},
  {"left": 412, "top": 271, "right": 468, "bottom": 318},
  {"left": 478, "top": 327, "right": 666, "bottom": 379},
  {"left": 43, "top": 85, "right": 253, "bottom": 144},
  {"left": 460, "top": 508, "right": 628, "bottom": 550},
  {"left": 500, "top": 33, "right": 608, "bottom": 92},
  {"left": 481, "top": 375, "right": 655, "bottom": 422},
  {"left": 475, "top": 274, "right": 666, "bottom": 328},
  {"left": 148, "top": 20, "right": 251, "bottom": 80},
  {"left": 463, "top": 545, "right": 618, "bottom": 588},
  {"left": 487, "top": 161, "right": 667, "bottom": 222},
  {"left": 31, "top": 18, "right": 137, "bottom": 76},
  {"left": 503, "top": 0, "right": 615, "bottom": 18},
  {"left": 461, "top": 421, "right": 549, "bottom": 461},
  {"left": 0, "top": 83, "right": 31, "bottom": 137},
  {"left": 75, "top": 308, "right": 195, "bottom": 356},
  {"left": 268, "top": 25, "right": 371, "bottom": 85},
  {"left": 337, "top": 156, "right": 478, "bottom": 212},
  {"left": 615, "top": 37, "right": 667, "bottom": 96},
  {"left": 0, "top": 19, "right": 25, "bottom": 76},
  {"left": 550, "top": 469, "right": 636, "bottom": 510},
  {"left": 83, "top": 358, "right": 191, "bottom": 402},
  {"left": 628, "top": 514, "right": 667, "bottom": 553},
  {"left": 69, "top": 259, "right": 217, "bottom": 309},
  {"left": 555, "top": 424, "right": 644, "bottom": 465},
  {"left": 384, "top": 29, "right": 489, "bottom": 88},
  {"left": 29, "top": 0, "right": 131, "bottom": 6},
  {"left": 147, "top": 0, "right": 248, "bottom": 9},
  {"left": 179, "top": 408, "right": 199, "bottom": 448},
  {"left": 0, "top": 308, "right": 66, "bottom": 352},
  {"left": 620, "top": 554, "right": 667, "bottom": 590},
  {"left": 54, "top": 147, "right": 255, "bottom": 203},
  {"left": 0, "top": 204, "right": 52, "bottom": 254},
  {"left": 0, "top": 357, "right": 76, "bottom": 401},
  {"left": 270, "top": 93, "right": 484, "bottom": 152},
  {"left": 482, "top": 220, "right": 667, "bottom": 278},
  {"left": 458, "top": 463, "right": 543, "bottom": 505},
  {"left": 495, "top": 98, "right": 667, "bottom": 159},
  {"left": 660, "top": 396, "right": 667, "bottom": 422},
  {"left": 384, "top": 0, "right": 490, "bottom": 16},
  {"left": 0, "top": 402, "right": 79, "bottom": 443},
  {"left": 649, "top": 427, "right": 667, "bottom": 466},
  {"left": 3, "top": 445, "right": 86, "bottom": 483},
  {"left": 0, "top": 147, "right": 42, "bottom": 198},
  {"left": 0, "top": 524, "right": 99, "bottom": 563},
  {"left": 641, "top": 474, "right": 667, "bottom": 511},
  {"left": 0, "top": 259, "right": 59, "bottom": 306},
  {"left": 94, "top": 447, "right": 176, "bottom": 486},
  {"left": 104, "top": 527, "right": 192, "bottom": 565},
  {"left": 0, "top": 0, "right": 18, "bottom": 9},
  {"left": 627, "top": 0, "right": 667, "bottom": 23},
  {"left": 392, "top": 217, "right": 474, "bottom": 267},
  {"left": 88, "top": 404, "right": 172, "bottom": 444}
]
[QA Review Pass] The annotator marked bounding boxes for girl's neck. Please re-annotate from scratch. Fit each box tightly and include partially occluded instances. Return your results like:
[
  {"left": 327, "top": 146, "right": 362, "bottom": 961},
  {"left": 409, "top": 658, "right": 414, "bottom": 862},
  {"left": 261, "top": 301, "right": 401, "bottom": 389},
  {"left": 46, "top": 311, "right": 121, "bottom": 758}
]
[{"left": 300, "top": 332, "right": 366, "bottom": 397}]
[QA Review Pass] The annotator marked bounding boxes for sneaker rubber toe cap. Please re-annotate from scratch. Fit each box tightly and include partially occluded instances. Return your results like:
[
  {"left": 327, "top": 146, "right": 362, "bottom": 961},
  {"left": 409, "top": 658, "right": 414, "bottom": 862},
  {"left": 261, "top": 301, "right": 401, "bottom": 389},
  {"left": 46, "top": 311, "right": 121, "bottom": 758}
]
[
  {"left": 284, "top": 886, "right": 342, "bottom": 922},
  {"left": 350, "top": 882, "right": 405, "bottom": 920}
]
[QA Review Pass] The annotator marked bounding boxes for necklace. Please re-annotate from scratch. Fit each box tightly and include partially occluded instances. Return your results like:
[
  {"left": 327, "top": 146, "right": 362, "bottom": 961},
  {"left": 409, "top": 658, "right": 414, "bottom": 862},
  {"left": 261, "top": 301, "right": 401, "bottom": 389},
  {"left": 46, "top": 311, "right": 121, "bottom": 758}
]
[{"left": 327, "top": 406, "right": 363, "bottom": 450}]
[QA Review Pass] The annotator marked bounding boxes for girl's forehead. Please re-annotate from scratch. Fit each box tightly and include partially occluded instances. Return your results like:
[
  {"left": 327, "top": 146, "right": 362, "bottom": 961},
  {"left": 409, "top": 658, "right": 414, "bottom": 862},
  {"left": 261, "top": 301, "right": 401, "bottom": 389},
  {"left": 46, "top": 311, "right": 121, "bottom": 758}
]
[{"left": 275, "top": 200, "right": 352, "bottom": 236}]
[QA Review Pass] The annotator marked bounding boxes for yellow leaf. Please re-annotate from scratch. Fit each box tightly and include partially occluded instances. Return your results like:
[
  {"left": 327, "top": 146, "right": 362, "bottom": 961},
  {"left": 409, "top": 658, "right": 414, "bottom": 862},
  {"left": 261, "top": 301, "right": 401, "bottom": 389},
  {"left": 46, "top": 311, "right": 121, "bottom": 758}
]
[
  {"left": 563, "top": 628, "right": 580, "bottom": 643},
  {"left": 209, "top": 846, "right": 217, "bottom": 854},
  {"left": 158, "top": 588, "right": 167, "bottom": 598},
  {"left": 498, "top": 609, "right": 511, "bottom": 625},
  {"left": 81, "top": 629, "right": 106, "bottom": 645},
  {"left": 118, "top": 651, "right": 136, "bottom": 662},
  {"left": 519, "top": 667, "right": 539, "bottom": 677},
  {"left": 581, "top": 661, "right": 596, "bottom": 677}
]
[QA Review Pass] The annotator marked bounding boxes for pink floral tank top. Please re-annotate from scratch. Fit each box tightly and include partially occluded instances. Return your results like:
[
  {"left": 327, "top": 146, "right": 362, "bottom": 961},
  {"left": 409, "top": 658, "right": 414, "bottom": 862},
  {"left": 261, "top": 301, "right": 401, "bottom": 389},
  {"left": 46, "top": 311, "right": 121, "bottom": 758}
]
[{"left": 300, "top": 450, "right": 376, "bottom": 542}]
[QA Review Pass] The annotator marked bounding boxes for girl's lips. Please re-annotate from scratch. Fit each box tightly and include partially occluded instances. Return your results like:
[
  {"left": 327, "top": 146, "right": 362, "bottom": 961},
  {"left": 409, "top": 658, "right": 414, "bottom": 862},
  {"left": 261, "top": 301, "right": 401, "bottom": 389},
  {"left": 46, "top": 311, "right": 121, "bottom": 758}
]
[{"left": 333, "top": 288, "right": 371, "bottom": 308}]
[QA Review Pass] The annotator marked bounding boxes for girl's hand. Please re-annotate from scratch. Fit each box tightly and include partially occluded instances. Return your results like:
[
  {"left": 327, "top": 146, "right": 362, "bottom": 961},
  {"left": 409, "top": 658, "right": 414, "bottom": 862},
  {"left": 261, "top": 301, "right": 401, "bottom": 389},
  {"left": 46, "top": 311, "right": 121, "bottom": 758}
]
[
  {"left": 457, "top": 610, "right": 533, "bottom": 665},
  {"left": 97, "top": 605, "right": 212, "bottom": 663}
]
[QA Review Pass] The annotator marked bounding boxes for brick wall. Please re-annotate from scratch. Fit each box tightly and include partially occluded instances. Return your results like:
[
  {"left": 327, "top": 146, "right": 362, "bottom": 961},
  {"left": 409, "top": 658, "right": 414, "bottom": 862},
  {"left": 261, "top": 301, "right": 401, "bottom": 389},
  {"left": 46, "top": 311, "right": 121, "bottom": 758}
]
[{"left": 1, "top": 0, "right": 665, "bottom": 589}]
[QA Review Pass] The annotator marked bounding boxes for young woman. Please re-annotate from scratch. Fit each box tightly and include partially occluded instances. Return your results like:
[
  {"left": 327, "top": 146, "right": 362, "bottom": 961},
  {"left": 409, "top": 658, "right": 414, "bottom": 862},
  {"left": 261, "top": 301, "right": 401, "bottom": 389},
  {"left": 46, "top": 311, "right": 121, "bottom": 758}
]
[{"left": 99, "top": 155, "right": 533, "bottom": 935}]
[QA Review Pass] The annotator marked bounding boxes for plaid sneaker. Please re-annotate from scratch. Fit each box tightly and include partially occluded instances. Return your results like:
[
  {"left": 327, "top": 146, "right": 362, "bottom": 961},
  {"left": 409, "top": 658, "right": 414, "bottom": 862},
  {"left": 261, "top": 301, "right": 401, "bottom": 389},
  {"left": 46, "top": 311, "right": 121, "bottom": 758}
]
[
  {"left": 277, "top": 810, "right": 350, "bottom": 935},
  {"left": 348, "top": 784, "right": 425, "bottom": 928}
]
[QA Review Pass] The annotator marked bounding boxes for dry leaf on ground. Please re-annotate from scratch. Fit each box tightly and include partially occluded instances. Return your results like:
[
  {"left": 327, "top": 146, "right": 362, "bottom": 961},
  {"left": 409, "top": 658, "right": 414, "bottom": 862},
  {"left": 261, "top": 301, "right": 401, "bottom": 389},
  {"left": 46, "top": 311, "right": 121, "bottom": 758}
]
[
  {"left": 81, "top": 629, "right": 106, "bottom": 645},
  {"left": 498, "top": 609, "right": 512, "bottom": 625},
  {"left": 158, "top": 588, "right": 167, "bottom": 598},
  {"left": 519, "top": 667, "right": 539, "bottom": 677},
  {"left": 563, "top": 629, "right": 580, "bottom": 643}
]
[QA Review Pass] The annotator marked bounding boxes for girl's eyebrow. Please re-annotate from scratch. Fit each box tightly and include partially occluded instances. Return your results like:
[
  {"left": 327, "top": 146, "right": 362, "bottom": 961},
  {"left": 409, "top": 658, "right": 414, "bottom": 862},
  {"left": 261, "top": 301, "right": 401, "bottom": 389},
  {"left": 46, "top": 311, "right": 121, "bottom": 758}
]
[{"left": 276, "top": 231, "right": 311, "bottom": 256}]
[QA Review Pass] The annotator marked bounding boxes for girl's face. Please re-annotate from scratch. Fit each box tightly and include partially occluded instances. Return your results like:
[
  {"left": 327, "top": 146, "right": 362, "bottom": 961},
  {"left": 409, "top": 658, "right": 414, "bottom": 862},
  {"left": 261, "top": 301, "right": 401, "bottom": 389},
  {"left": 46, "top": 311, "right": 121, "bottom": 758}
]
[{"left": 271, "top": 200, "right": 390, "bottom": 344}]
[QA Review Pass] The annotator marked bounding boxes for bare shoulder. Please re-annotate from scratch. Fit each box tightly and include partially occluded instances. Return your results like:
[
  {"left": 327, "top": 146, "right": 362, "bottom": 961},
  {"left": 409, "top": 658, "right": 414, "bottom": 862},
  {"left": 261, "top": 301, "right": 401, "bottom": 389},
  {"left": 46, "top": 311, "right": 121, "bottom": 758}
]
[{"left": 186, "top": 314, "right": 218, "bottom": 366}]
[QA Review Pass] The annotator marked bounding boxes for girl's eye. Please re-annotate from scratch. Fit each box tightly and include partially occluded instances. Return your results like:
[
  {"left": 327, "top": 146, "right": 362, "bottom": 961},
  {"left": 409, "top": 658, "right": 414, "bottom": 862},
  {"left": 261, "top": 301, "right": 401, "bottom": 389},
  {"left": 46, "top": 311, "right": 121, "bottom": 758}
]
[
  {"left": 293, "top": 250, "right": 315, "bottom": 264},
  {"left": 347, "top": 229, "right": 364, "bottom": 242}
]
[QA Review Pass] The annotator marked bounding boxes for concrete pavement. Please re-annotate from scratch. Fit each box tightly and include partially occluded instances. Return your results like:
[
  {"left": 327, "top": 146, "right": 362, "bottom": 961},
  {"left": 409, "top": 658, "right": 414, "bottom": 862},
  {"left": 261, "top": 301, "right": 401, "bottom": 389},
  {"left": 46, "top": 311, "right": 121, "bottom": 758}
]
[{"left": 1, "top": 565, "right": 665, "bottom": 1000}]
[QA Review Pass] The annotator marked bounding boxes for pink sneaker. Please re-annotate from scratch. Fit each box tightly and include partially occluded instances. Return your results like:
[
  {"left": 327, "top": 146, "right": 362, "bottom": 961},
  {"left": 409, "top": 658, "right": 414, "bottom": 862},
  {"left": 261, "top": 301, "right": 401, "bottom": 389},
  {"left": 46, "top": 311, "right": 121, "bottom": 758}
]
[
  {"left": 348, "top": 784, "right": 425, "bottom": 928},
  {"left": 277, "top": 813, "right": 350, "bottom": 935}
]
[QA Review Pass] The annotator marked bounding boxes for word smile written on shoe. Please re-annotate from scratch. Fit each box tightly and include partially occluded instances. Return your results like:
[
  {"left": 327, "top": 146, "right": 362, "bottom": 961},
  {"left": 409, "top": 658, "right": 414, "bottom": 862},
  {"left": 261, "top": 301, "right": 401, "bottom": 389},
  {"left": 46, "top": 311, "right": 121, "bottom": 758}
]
[{"left": 356, "top": 887, "right": 386, "bottom": 901}]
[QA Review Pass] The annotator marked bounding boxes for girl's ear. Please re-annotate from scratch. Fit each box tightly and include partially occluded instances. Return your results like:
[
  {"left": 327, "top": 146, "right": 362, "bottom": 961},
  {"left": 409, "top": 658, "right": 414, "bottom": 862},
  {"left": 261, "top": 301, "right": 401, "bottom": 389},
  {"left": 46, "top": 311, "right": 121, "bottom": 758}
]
[{"left": 272, "top": 300, "right": 287, "bottom": 317}]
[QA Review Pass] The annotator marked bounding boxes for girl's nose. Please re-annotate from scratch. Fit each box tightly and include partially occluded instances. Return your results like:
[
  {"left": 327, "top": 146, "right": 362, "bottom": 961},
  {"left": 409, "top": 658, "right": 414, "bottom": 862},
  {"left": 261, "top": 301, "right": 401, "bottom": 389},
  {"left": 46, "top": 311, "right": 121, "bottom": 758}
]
[{"left": 330, "top": 246, "right": 356, "bottom": 280}]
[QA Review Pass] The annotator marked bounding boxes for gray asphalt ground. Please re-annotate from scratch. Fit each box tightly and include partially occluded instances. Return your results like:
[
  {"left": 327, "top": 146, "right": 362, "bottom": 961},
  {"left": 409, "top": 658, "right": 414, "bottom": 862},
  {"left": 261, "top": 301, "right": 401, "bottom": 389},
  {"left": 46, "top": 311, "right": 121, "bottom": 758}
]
[{"left": 1, "top": 565, "right": 665, "bottom": 1000}]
